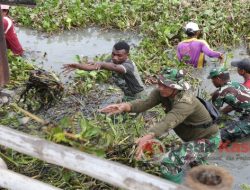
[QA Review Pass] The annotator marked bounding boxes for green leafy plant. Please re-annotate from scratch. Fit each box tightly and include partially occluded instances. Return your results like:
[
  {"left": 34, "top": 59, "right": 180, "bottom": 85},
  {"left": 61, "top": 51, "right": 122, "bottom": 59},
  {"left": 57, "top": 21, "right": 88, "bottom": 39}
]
[{"left": 241, "top": 184, "right": 250, "bottom": 190}]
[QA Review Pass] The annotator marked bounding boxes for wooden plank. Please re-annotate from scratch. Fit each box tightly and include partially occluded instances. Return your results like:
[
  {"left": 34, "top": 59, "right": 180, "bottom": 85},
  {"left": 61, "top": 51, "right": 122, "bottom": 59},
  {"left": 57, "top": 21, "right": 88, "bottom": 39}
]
[
  {"left": 0, "top": 0, "right": 36, "bottom": 87},
  {"left": 0, "top": 9, "right": 9, "bottom": 86},
  {"left": 0, "top": 0, "right": 36, "bottom": 5},
  {"left": 0, "top": 157, "right": 7, "bottom": 169},
  {"left": 0, "top": 125, "right": 190, "bottom": 190},
  {"left": 0, "top": 169, "right": 61, "bottom": 190}
]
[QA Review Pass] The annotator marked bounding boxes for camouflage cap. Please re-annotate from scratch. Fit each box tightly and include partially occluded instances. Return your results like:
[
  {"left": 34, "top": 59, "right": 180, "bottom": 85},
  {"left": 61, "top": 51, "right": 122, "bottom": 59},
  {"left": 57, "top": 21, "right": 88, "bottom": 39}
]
[
  {"left": 207, "top": 67, "right": 229, "bottom": 79},
  {"left": 158, "top": 68, "right": 190, "bottom": 90}
]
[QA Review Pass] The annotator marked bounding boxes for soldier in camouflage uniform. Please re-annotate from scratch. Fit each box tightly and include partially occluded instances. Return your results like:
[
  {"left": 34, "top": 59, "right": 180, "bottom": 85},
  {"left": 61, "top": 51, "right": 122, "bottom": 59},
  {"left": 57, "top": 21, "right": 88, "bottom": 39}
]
[
  {"left": 208, "top": 67, "right": 250, "bottom": 143},
  {"left": 100, "top": 68, "right": 220, "bottom": 183}
]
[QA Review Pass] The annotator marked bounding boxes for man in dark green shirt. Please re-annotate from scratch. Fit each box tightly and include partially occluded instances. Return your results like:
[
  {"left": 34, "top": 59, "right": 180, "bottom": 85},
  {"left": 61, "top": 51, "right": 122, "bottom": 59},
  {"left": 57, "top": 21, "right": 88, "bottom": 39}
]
[
  {"left": 100, "top": 68, "right": 220, "bottom": 183},
  {"left": 63, "top": 41, "right": 145, "bottom": 100}
]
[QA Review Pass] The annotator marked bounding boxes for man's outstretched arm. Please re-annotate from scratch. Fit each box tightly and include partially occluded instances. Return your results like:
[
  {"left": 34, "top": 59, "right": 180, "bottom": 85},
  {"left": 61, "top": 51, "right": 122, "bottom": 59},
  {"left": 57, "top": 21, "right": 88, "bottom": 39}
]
[
  {"left": 99, "top": 102, "right": 131, "bottom": 115},
  {"left": 63, "top": 62, "right": 126, "bottom": 74}
]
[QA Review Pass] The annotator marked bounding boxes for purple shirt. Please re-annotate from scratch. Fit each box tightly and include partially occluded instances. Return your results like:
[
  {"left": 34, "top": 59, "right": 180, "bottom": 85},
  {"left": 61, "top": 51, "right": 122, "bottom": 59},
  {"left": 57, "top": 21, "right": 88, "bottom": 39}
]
[{"left": 177, "top": 38, "right": 221, "bottom": 68}]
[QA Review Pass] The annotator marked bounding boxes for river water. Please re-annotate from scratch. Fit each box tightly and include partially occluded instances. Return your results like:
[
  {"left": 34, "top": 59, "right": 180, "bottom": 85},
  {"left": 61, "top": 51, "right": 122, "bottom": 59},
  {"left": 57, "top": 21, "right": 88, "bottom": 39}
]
[
  {"left": 16, "top": 26, "right": 141, "bottom": 75},
  {"left": 16, "top": 27, "right": 250, "bottom": 189}
]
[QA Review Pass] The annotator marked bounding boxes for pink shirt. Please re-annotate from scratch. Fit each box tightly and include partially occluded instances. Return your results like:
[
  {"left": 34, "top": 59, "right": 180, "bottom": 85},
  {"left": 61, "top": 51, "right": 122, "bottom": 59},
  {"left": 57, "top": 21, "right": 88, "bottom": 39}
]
[
  {"left": 243, "top": 79, "right": 250, "bottom": 88},
  {"left": 177, "top": 38, "right": 221, "bottom": 68},
  {"left": 3, "top": 16, "right": 24, "bottom": 56}
]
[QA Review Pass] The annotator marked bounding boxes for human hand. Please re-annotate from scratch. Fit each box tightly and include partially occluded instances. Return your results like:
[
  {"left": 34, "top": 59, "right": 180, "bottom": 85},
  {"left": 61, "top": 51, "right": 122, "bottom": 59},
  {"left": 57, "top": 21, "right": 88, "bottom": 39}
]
[
  {"left": 218, "top": 54, "right": 224, "bottom": 64},
  {"left": 135, "top": 133, "right": 155, "bottom": 160},
  {"left": 62, "top": 64, "right": 79, "bottom": 74},
  {"left": 87, "top": 61, "right": 95, "bottom": 65},
  {"left": 145, "top": 76, "right": 158, "bottom": 85},
  {"left": 99, "top": 103, "right": 131, "bottom": 115}
]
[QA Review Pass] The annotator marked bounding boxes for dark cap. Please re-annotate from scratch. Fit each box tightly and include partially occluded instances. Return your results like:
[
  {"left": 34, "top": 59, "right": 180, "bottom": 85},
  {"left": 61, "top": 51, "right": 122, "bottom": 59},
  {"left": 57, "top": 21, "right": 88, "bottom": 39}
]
[{"left": 231, "top": 58, "right": 250, "bottom": 72}]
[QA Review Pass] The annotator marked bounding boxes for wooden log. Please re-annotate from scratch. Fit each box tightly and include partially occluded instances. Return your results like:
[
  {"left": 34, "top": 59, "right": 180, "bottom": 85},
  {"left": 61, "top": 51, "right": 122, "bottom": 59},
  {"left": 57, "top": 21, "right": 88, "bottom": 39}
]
[
  {"left": 0, "top": 9, "right": 9, "bottom": 86},
  {"left": 0, "top": 169, "right": 61, "bottom": 190},
  {"left": 0, "top": 125, "right": 190, "bottom": 190},
  {"left": 0, "top": 0, "right": 36, "bottom": 5},
  {"left": 0, "top": 157, "right": 7, "bottom": 169},
  {"left": 0, "top": 0, "right": 36, "bottom": 86}
]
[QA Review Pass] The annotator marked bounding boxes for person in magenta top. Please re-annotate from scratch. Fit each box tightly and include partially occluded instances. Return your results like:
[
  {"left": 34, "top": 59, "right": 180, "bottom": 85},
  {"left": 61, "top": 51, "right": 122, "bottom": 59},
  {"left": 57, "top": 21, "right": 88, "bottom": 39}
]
[
  {"left": 1, "top": 5, "right": 24, "bottom": 56},
  {"left": 177, "top": 22, "right": 223, "bottom": 68},
  {"left": 231, "top": 58, "right": 250, "bottom": 88}
]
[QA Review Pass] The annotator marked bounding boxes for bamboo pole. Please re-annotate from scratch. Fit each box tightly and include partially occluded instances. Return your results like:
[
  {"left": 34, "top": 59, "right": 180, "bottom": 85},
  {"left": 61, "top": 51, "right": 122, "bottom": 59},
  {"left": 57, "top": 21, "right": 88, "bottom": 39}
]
[
  {"left": 0, "top": 8, "right": 9, "bottom": 86},
  {"left": 0, "top": 125, "right": 190, "bottom": 190},
  {"left": 0, "top": 157, "right": 7, "bottom": 169},
  {"left": 0, "top": 0, "right": 36, "bottom": 6},
  {"left": 0, "top": 169, "right": 61, "bottom": 190},
  {"left": 11, "top": 103, "right": 47, "bottom": 125}
]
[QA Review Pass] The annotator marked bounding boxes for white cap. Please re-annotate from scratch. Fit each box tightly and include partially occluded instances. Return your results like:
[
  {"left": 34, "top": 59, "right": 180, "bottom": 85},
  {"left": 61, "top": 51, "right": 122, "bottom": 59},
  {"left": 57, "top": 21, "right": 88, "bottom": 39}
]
[
  {"left": 1, "top": 5, "right": 10, "bottom": 10},
  {"left": 185, "top": 22, "right": 199, "bottom": 31}
]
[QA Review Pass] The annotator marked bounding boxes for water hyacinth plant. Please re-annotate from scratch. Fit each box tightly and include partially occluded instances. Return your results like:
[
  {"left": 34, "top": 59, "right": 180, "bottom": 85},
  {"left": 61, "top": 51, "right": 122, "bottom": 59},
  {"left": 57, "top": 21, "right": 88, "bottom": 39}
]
[{"left": 0, "top": 0, "right": 249, "bottom": 189}]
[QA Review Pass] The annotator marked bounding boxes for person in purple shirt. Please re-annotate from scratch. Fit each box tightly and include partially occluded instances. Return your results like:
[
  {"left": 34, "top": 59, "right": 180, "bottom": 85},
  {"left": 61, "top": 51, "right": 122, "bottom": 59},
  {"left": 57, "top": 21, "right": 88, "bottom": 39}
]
[{"left": 177, "top": 22, "right": 223, "bottom": 68}]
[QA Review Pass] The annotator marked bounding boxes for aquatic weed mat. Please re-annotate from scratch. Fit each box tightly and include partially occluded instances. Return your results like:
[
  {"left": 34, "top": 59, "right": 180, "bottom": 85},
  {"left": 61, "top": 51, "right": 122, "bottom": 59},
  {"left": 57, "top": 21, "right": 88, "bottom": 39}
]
[{"left": 0, "top": 86, "right": 178, "bottom": 189}]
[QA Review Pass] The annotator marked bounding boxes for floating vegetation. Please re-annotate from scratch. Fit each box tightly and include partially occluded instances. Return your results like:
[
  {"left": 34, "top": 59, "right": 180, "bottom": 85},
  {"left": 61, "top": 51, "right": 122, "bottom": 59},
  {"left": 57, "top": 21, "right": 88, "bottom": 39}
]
[
  {"left": 11, "top": 0, "right": 250, "bottom": 76},
  {"left": 0, "top": 0, "right": 249, "bottom": 189},
  {"left": 7, "top": 52, "right": 34, "bottom": 88}
]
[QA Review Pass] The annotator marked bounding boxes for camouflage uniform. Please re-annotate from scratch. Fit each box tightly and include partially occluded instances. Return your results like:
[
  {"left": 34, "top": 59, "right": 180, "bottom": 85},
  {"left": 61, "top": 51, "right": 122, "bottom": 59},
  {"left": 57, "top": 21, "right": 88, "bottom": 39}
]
[
  {"left": 130, "top": 68, "right": 220, "bottom": 182},
  {"left": 208, "top": 68, "right": 250, "bottom": 142},
  {"left": 220, "top": 115, "right": 250, "bottom": 142},
  {"left": 161, "top": 131, "right": 220, "bottom": 176}
]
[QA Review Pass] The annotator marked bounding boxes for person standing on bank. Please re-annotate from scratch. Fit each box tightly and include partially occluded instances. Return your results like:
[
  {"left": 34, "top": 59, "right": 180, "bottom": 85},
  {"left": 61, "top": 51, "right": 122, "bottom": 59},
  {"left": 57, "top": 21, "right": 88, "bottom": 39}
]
[
  {"left": 100, "top": 68, "right": 220, "bottom": 183},
  {"left": 208, "top": 67, "right": 250, "bottom": 143},
  {"left": 63, "top": 41, "right": 145, "bottom": 101},
  {"left": 177, "top": 22, "right": 223, "bottom": 68},
  {"left": 1, "top": 4, "right": 24, "bottom": 56}
]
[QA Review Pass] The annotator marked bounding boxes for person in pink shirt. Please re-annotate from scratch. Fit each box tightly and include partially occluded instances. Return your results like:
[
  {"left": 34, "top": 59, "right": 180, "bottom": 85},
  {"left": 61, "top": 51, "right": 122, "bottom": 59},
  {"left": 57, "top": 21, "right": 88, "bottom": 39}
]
[
  {"left": 177, "top": 22, "right": 223, "bottom": 68},
  {"left": 231, "top": 58, "right": 250, "bottom": 88},
  {"left": 1, "top": 4, "right": 24, "bottom": 56}
]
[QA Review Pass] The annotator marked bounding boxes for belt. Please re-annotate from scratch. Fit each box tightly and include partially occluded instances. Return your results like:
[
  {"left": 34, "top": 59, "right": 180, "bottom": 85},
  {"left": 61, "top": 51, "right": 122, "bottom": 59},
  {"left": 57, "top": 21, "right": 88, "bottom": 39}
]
[{"left": 190, "top": 121, "right": 213, "bottom": 129}]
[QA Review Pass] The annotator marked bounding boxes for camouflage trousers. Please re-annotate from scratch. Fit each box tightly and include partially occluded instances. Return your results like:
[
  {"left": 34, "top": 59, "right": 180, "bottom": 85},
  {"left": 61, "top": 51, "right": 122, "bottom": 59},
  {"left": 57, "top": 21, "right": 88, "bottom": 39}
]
[
  {"left": 220, "top": 115, "right": 250, "bottom": 142},
  {"left": 160, "top": 132, "right": 221, "bottom": 176}
]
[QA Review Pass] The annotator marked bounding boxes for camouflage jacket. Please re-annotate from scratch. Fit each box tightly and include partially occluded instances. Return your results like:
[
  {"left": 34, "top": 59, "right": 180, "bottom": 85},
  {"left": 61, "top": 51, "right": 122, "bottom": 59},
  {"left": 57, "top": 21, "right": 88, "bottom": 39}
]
[
  {"left": 213, "top": 81, "right": 250, "bottom": 114},
  {"left": 130, "top": 89, "right": 218, "bottom": 141}
]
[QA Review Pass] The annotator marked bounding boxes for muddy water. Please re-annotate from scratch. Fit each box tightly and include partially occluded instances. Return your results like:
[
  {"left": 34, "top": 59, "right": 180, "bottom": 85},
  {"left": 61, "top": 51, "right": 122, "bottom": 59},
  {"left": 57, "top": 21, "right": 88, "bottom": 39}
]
[
  {"left": 209, "top": 145, "right": 250, "bottom": 190},
  {"left": 16, "top": 27, "right": 141, "bottom": 74},
  {"left": 16, "top": 26, "right": 250, "bottom": 189},
  {"left": 195, "top": 46, "right": 249, "bottom": 94}
]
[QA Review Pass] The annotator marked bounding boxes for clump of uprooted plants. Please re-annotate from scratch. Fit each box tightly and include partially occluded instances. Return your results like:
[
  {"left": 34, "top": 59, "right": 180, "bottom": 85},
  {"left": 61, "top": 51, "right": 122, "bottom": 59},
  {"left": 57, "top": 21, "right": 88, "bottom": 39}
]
[{"left": 18, "top": 69, "right": 64, "bottom": 112}]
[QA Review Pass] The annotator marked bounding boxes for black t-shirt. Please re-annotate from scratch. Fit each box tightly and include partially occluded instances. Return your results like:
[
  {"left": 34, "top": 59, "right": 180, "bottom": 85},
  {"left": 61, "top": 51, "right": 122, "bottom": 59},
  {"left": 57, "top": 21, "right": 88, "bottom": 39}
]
[{"left": 107, "top": 59, "right": 144, "bottom": 96}]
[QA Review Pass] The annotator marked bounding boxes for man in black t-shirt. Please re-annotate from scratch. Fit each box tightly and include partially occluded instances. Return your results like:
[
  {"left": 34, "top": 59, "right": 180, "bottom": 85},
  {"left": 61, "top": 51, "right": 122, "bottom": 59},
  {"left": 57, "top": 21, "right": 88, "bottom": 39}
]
[{"left": 63, "top": 41, "right": 145, "bottom": 100}]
